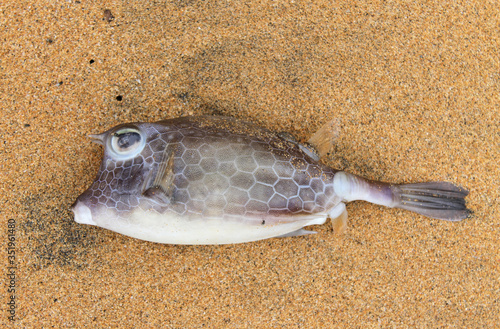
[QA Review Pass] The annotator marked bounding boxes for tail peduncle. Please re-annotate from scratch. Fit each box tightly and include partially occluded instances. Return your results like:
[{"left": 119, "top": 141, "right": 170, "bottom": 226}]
[{"left": 333, "top": 171, "right": 471, "bottom": 221}]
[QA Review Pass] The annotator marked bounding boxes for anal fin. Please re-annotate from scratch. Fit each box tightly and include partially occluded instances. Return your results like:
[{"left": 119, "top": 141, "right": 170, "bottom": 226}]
[
  {"left": 276, "top": 229, "right": 317, "bottom": 238},
  {"left": 328, "top": 202, "right": 348, "bottom": 234},
  {"left": 331, "top": 208, "right": 348, "bottom": 234}
]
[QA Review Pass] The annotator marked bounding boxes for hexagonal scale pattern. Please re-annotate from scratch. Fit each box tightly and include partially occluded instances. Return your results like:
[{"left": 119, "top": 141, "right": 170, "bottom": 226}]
[{"left": 80, "top": 116, "right": 339, "bottom": 220}]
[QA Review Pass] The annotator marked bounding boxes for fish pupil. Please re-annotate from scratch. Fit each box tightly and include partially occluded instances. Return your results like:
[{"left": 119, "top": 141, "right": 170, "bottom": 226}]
[{"left": 117, "top": 132, "right": 140, "bottom": 149}]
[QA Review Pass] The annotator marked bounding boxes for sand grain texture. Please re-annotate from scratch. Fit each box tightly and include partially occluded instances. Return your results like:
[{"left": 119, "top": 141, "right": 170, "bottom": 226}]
[{"left": 1, "top": 0, "right": 498, "bottom": 327}]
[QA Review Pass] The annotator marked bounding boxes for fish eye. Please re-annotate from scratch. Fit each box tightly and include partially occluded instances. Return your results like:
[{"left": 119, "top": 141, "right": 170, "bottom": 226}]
[{"left": 108, "top": 127, "right": 145, "bottom": 160}]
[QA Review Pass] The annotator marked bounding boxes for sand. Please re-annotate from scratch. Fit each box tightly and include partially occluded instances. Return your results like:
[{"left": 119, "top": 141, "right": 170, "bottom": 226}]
[{"left": 1, "top": 0, "right": 498, "bottom": 327}]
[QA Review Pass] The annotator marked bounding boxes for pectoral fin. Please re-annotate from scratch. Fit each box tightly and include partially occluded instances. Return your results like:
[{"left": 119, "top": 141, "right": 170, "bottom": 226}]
[{"left": 142, "top": 146, "right": 176, "bottom": 205}]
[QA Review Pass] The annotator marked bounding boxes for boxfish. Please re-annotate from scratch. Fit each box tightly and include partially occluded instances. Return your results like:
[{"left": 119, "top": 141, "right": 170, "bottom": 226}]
[{"left": 72, "top": 116, "right": 470, "bottom": 244}]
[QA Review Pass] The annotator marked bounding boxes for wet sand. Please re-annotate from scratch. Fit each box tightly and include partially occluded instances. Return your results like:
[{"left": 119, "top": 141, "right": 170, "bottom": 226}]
[{"left": 1, "top": 0, "right": 498, "bottom": 327}]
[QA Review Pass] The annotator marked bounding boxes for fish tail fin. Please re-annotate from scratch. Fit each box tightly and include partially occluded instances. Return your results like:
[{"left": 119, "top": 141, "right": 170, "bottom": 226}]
[
  {"left": 391, "top": 182, "right": 471, "bottom": 221},
  {"left": 333, "top": 171, "right": 471, "bottom": 221}
]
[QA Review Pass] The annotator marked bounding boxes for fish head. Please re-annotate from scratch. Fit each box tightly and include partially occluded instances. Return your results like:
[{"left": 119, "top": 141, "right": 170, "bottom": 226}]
[{"left": 72, "top": 122, "right": 173, "bottom": 227}]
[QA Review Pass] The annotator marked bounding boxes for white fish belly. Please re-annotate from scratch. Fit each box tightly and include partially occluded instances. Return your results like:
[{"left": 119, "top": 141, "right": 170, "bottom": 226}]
[{"left": 84, "top": 205, "right": 328, "bottom": 245}]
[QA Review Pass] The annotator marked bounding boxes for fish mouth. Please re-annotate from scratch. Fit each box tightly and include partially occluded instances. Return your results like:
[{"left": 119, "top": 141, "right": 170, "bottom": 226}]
[{"left": 72, "top": 200, "right": 97, "bottom": 226}]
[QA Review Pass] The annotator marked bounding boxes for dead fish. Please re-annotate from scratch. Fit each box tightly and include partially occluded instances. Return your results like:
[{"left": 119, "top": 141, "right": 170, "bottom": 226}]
[{"left": 72, "top": 116, "right": 470, "bottom": 244}]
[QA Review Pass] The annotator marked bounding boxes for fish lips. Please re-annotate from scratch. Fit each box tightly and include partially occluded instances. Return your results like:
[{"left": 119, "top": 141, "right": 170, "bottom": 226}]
[{"left": 71, "top": 190, "right": 97, "bottom": 226}]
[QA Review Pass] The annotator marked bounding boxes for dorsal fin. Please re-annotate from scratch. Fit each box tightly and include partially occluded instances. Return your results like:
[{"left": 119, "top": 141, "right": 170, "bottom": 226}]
[
  {"left": 278, "top": 131, "right": 321, "bottom": 161},
  {"left": 277, "top": 131, "right": 298, "bottom": 142},
  {"left": 307, "top": 118, "right": 340, "bottom": 158},
  {"left": 142, "top": 146, "right": 176, "bottom": 205}
]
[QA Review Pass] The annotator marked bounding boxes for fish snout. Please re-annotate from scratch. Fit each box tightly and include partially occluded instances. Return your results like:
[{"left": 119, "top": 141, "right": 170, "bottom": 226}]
[{"left": 71, "top": 191, "right": 97, "bottom": 226}]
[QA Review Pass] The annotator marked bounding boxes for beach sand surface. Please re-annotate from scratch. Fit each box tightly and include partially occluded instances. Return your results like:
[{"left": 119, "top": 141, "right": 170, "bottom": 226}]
[{"left": 1, "top": 0, "right": 498, "bottom": 327}]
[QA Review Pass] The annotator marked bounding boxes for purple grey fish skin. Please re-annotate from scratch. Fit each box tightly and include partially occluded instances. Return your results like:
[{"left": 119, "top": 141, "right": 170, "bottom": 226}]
[
  {"left": 74, "top": 116, "right": 339, "bottom": 223},
  {"left": 73, "top": 115, "right": 471, "bottom": 244}
]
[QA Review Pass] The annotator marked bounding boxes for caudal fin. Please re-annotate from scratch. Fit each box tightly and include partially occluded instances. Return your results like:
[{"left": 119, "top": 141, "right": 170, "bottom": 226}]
[
  {"left": 391, "top": 182, "right": 471, "bottom": 221},
  {"left": 333, "top": 171, "right": 471, "bottom": 221}
]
